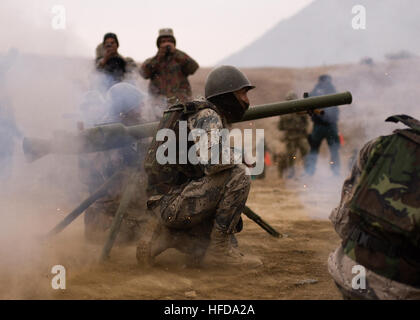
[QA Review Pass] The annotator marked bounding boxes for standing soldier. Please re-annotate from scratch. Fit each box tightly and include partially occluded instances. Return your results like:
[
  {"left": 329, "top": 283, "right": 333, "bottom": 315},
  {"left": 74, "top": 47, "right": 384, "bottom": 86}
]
[
  {"left": 277, "top": 91, "right": 309, "bottom": 179},
  {"left": 140, "top": 28, "right": 199, "bottom": 105},
  {"left": 305, "top": 74, "right": 341, "bottom": 176},
  {"left": 328, "top": 115, "right": 420, "bottom": 299},
  {"left": 95, "top": 33, "right": 138, "bottom": 89},
  {"left": 136, "top": 66, "right": 261, "bottom": 268}
]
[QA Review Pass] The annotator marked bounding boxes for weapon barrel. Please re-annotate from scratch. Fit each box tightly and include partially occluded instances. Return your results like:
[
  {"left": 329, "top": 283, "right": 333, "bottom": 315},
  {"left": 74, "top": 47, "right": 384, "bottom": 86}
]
[
  {"left": 238, "top": 91, "right": 352, "bottom": 122},
  {"left": 23, "top": 92, "right": 352, "bottom": 160},
  {"left": 243, "top": 206, "right": 281, "bottom": 238},
  {"left": 121, "top": 92, "right": 352, "bottom": 139}
]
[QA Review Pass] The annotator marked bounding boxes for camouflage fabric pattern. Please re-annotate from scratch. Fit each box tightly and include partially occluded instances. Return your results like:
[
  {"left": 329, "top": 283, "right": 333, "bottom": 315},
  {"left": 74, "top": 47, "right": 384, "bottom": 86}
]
[
  {"left": 145, "top": 101, "right": 249, "bottom": 233},
  {"left": 328, "top": 246, "right": 420, "bottom": 299},
  {"left": 150, "top": 164, "right": 250, "bottom": 234},
  {"left": 140, "top": 49, "right": 199, "bottom": 103},
  {"left": 328, "top": 116, "right": 420, "bottom": 298},
  {"left": 350, "top": 129, "right": 420, "bottom": 246},
  {"left": 278, "top": 113, "right": 308, "bottom": 140},
  {"left": 144, "top": 101, "right": 236, "bottom": 196},
  {"left": 277, "top": 113, "right": 309, "bottom": 177}
]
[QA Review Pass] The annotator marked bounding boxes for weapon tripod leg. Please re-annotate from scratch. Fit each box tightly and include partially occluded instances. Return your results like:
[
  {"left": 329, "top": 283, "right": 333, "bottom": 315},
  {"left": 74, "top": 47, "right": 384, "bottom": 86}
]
[{"left": 100, "top": 168, "right": 141, "bottom": 262}]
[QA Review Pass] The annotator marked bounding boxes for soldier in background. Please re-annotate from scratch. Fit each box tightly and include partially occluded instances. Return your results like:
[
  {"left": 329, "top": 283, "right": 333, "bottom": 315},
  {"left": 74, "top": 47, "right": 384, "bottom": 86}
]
[
  {"left": 95, "top": 33, "right": 138, "bottom": 90},
  {"left": 328, "top": 115, "right": 420, "bottom": 299},
  {"left": 0, "top": 101, "right": 22, "bottom": 180},
  {"left": 305, "top": 74, "right": 341, "bottom": 176},
  {"left": 140, "top": 28, "right": 199, "bottom": 105},
  {"left": 0, "top": 49, "right": 22, "bottom": 181},
  {"left": 277, "top": 91, "right": 309, "bottom": 179},
  {"left": 83, "top": 83, "right": 148, "bottom": 244}
]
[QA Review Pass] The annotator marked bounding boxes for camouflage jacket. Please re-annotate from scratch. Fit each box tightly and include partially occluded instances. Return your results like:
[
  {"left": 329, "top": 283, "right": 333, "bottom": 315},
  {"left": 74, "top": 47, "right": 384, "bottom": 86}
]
[
  {"left": 140, "top": 49, "right": 199, "bottom": 103},
  {"left": 329, "top": 115, "right": 420, "bottom": 295},
  {"left": 278, "top": 113, "right": 308, "bottom": 140},
  {"left": 144, "top": 100, "right": 238, "bottom": 197}
]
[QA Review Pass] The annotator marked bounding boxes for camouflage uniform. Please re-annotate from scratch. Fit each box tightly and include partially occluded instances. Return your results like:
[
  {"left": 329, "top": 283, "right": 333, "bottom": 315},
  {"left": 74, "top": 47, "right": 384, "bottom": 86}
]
[
  {"left": 277, "top": 92, "right": 309, "bottom": 178},
  {"left": 328, "top": 115, "right": 420, "bottom": 299},
  {"left": 140, "top": 49, "right": 199, "bottom": 104},
  {"left": 277, "top": 115, "right": 309, "bottom": 178},
  {"left": 139, "top": 101, "right": 250, "bottom": 263}
]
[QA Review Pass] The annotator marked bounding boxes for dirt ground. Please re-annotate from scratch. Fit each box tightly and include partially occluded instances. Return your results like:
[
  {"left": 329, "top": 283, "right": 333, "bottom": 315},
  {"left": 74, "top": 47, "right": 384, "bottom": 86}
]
[
  {"left": 1, "top": 58, "right": 418, "bottom": 300},
  {"left": 0, "top": 163, "right": 344, "bottom": 300}
]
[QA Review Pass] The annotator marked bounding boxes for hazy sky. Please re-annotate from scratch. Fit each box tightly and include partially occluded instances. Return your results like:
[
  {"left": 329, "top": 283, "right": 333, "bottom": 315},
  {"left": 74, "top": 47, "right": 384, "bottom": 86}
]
[{"left": 1, "top": 0, "right": 314, "bottom": 66}]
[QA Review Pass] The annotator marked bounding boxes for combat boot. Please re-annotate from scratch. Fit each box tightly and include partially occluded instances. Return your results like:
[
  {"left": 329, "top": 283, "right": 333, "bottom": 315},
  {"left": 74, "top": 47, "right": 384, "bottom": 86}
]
[
  {"left": 204, "top": 228, "right": 262, "bottom": 268},
  {"left": 136, "top": 216, "right": 173, "bottom": 267}
]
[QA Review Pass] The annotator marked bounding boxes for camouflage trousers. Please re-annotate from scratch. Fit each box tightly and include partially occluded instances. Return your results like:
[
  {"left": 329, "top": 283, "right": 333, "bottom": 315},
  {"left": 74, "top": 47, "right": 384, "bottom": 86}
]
[
  {"left": 149, "top": 164, "right": 251, "bottom": 234},
  {"left": 328, "top": 246, "right": 420, "bottom": 300},
  {"left": 278, "top": 138, "right": 309, "bottom": 177}
]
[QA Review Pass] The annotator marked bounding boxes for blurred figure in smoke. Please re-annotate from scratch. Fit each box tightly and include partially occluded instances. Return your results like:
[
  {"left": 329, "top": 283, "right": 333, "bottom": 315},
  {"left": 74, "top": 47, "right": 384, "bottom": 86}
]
[
  {"left": 77, "top": 91, "right": 108, "bottom": 194},
  {"left": 82, "top": 83, "right": 149, "bottom": 244},
  {"left": 304, "top": 74, "right": 341, "bottom": 176},
  {"left": 78, "top": 91, "right": 107, "bottom": 129},
  {"left": 0, "top": 101, "right": 22, "bottom": 180},
  {"left": 95, "top": 33, "right": 138, "bottom": 90},
  {"left": 140, "top": 28, "right": 199, "bottom": 105},
  {"left": 277, "top": 91, "right": 309, "bottom": 179},
  {"left": 0, "top": 48, "right": 22, "bottom": 181}
]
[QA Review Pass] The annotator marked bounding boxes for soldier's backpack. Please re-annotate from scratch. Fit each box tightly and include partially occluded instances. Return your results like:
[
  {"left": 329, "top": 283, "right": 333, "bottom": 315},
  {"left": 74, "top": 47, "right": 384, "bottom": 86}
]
[
  {"left": 350, "top": 115, "right": 420, "bottom": 248},
  {"left": 144, "top": 100, "right": 219, "bottom": 196}
]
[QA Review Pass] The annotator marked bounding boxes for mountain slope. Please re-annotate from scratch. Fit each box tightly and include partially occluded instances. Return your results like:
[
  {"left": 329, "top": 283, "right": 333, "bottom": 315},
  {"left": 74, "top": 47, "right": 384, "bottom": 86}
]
[{"left": 221, "top": 0, "right": 420, "bottom": 67}]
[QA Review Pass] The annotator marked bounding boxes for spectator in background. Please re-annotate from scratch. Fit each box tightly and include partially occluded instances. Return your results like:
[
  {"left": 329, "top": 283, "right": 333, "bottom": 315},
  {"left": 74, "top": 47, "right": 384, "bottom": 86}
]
[
  {"left": 304, "top": 74, "right": 341, "bottom": 176},
  {"left": 140, "top": 28, "right": 199, "bottom": 105},
  {"left": 95, "top": 33, "right": 137, "bottom": 90}
]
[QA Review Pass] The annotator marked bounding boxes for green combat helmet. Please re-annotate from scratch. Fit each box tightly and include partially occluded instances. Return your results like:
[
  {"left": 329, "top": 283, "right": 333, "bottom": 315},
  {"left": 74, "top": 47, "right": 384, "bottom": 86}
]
[
  {"left": 205, "top": 65, "right": 255, "bottom": 123},
  {"left": 205, "top": 65, "right": 255, "bottom": 99}
]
